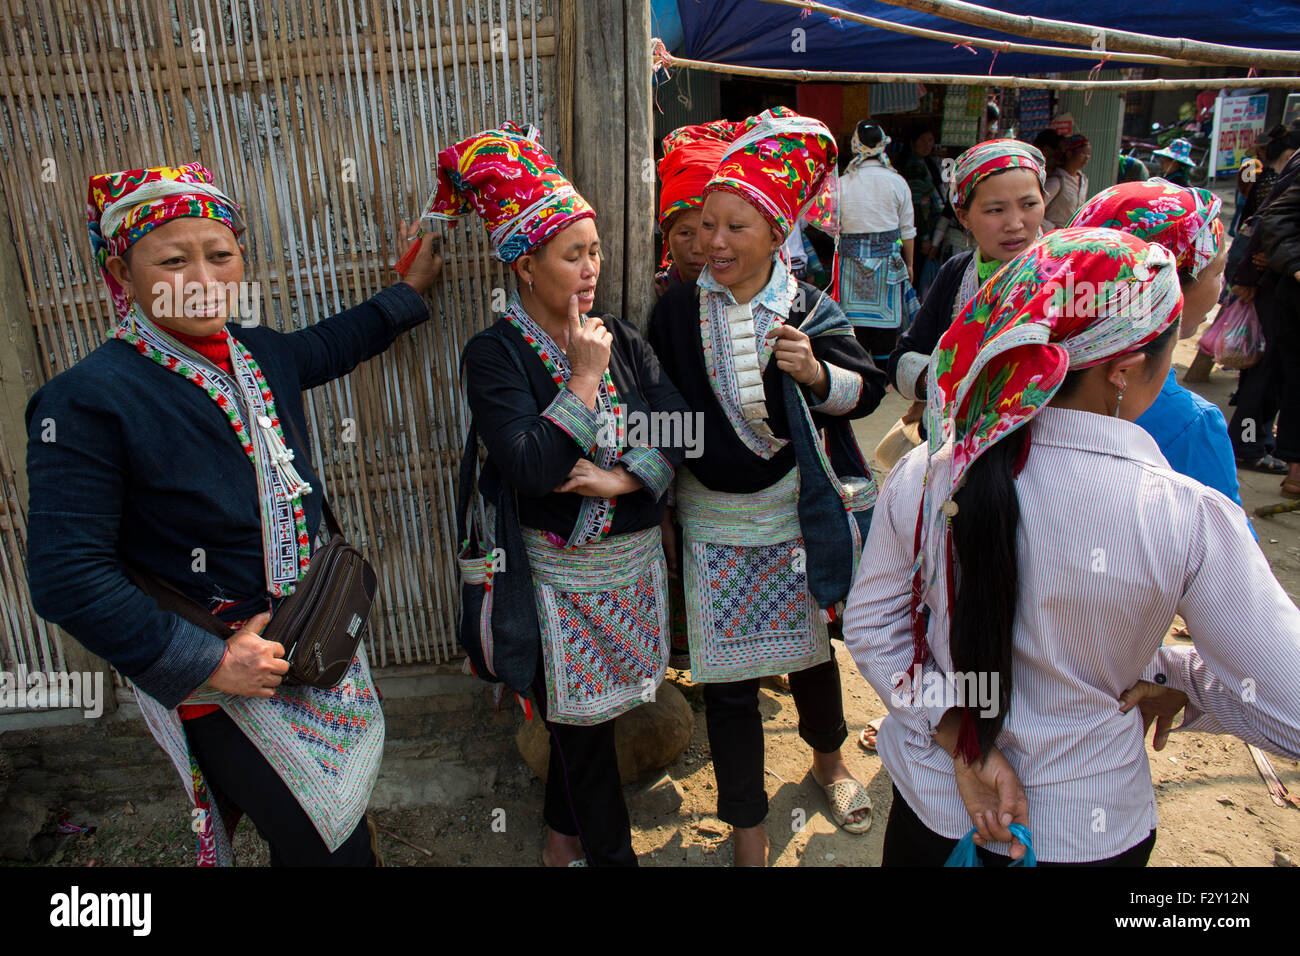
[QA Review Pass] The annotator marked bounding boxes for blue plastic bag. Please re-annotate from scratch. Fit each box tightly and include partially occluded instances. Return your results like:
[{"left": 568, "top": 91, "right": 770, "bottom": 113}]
[{"left": 944, "top": 823, "right": 1036, "bottom": 867}]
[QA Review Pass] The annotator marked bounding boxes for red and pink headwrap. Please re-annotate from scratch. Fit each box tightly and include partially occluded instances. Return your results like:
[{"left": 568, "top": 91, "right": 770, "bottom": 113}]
[
  {"left": 1067, "top": 178, "right": 1225, "bottom": 279},
  {"left": 1060, "top": 134, "right": 1091, "bottom": 154},
  {"left": 421, "top": 122, "right": 594, "bottom": 262},
  {"left": 949, "top": 139, "right": 1046, "bottom": 209},
  {"left": 702, "top": 106, "right": 839, "bottom": 238},
  {"left": 87, "top": 163, "right": 244, "bottom": 320},
  {"left": 658, "top": 120, "right": 743, "bottom": 229}
]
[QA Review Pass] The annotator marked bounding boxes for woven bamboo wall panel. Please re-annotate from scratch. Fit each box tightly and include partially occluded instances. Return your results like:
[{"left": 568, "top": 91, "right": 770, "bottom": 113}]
[{"left": 0, "top": 0, "right": 561, "bottom": 669}]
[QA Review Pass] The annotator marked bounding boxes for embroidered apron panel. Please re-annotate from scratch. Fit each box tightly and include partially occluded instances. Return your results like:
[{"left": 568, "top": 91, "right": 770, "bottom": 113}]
[
  {"left": 134, "top": 649, "right": 385, "bottom": 864},
  {"left": 526, "top": 527, "right": 669, "bottom": 726},
  {"left": 839, "top": 230, "right": 920, "bottom": 331},
  {"left": 676, "top": 469, "right": 831, "bottom": 683}
]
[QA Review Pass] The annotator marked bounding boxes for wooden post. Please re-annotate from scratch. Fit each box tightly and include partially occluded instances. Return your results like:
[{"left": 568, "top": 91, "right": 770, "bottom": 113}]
[
  {"left": 569, "top": 0, "right": 655, "bottom": 333},
  {"left": 622, "top": 0, "right": 654, "bottom": 333}
]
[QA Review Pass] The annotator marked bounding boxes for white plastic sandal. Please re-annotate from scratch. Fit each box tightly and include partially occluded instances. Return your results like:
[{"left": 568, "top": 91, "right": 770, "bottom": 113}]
[{"left": 820, "top": 777, "right": 873, "bottom": 834}]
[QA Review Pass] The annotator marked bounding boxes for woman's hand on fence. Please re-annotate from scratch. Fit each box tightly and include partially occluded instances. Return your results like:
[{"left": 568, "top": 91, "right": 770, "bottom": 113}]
[
  {"left": 953, "top": 744, "right": 1031, "bottom": 861},
  {"left": 1118, "top": 679, "right": 1189, "bottom": 752},
  {"left": 555, "top": 460, "right": 642, "bottom": 498},
  {"left": 205, "top": 612, "right": 289, "bottom": 698},
  {"left": 396, "top": 218, "right": 444, "bottom": 296}
]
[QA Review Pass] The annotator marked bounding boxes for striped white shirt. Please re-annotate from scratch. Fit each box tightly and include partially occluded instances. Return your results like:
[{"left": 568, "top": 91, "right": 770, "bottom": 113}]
[{"left": 844, "top": 406, "right": 1300, "bottom": 863}]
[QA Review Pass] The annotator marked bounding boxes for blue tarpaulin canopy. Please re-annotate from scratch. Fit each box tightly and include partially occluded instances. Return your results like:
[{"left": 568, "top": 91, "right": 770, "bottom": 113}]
[{"left": 663, "top": 0, "right": 1300, "bottom": 76}]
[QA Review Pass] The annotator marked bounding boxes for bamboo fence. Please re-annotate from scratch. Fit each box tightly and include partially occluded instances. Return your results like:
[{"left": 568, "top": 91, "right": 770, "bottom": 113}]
[
  {"left": 0, "top": 0, "right": 562, "bottom": 673},
  {"left": 0, "top": 418, "right": 63, "bottom": 687}
]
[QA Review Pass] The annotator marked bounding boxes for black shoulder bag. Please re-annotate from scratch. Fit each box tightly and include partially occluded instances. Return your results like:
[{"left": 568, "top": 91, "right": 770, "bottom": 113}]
[{"left": 127, "top": 416, "right": 377, "bottom": 690}]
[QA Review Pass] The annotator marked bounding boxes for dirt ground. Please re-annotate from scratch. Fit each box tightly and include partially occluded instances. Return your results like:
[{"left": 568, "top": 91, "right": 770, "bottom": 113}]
[{"left": 41, "top": 328, "right": 1300, "bottom": 868}]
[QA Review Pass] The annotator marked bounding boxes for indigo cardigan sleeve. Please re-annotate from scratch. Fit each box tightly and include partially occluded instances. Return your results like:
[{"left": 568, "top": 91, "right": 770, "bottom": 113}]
[
  {"left": 613, "top": 317, "right": 692, "bottom": 500},
  {"left": 288, "top": 282, "right": 430, "bottom": 389},
  {"left": 462, "top": 331, "right": 582, "bottom": 499},
  {"left": 888, "top": 253, "right": 966, "bottom": 400},
  {"left": 24, "top": 382, "right": 228, "bottom": 709},
  {"left": 805, "top": 313, "right": 888, "bottom": 425}
]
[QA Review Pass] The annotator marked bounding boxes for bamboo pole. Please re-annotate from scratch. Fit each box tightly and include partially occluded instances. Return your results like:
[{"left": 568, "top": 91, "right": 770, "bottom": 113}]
[
  {"left": 662, "top": 55, "right": 1300, "bottom": 90},
  {"left": 757, "top": 0, "right": 1199, "bottom": 67},
  {"left": 869, "top": 0, "right": 1300, "bottom": 71}
]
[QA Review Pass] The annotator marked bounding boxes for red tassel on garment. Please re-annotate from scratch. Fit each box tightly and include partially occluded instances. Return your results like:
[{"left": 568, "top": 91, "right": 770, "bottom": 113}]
[
  {"left": 828, "top": 244, "right": 841, "bottom": 302},
  {"left": 395, "top": 237, "right": 422, "bottom": 277}
]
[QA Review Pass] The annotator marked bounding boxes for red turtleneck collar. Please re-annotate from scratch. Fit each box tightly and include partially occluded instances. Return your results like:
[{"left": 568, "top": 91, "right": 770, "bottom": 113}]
[{"left": 167, "top": 327, "right": 232, "bottom": 374}]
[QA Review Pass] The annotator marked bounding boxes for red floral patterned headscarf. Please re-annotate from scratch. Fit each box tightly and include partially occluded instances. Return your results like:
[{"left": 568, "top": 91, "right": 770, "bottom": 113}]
[
  {"left": 422, "top": 122, "right": 595, "bottom": 262},
  {"left": 1067, "top": 178, "right": 1225, "bottom": 279},
  {"left": 702, "top": 106, "right": 839, "bottom": 238},
  {"left": 1060, "top": 134, "right": 1090, "bottom": 155},
  {"left": 658, "top": 120, "right": 742, "bottom": 229},
  {"left": 87, "top": 163, "right": 244, "bottom": 320},
  {"left": 926, "top": 228, "right": 1183, "bottom": 492},
  {"left": 949, "top": 139, "right": 1046, "bottom": 209}
]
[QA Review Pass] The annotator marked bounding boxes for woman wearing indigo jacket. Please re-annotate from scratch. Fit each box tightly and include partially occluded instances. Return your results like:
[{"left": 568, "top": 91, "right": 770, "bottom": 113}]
[
  {"left": 441, "top": 124, "right": 690, "bottom": 867},
  {"left": 25, "top": 162, "right": 442, "bottom": 866},
  {"left": 649, "top": 108, "right": 889, "bottom": 865}
]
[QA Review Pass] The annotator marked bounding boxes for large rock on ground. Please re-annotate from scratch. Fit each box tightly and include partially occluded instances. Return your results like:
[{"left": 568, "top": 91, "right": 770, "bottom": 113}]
[
  {"left": 516, "top": 681, "right": 693, "bottom": 784},
  {"left": 0, "top": 792, "right": 51, "bottom": 861}
]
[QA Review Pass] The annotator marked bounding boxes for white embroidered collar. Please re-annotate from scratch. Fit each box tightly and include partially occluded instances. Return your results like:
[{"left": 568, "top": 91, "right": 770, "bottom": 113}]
[{"left": 698, "top": 254, "right": 797, "bottom": 319}]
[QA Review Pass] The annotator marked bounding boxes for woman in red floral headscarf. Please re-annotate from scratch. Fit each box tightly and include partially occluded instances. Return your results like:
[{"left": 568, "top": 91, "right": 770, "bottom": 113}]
[
  {"left": 441, "top": 123, "right": 692, "bottom": 867},
  {"left": 649, "top": 107, "right": 890, "bottom": 865},
  {"left": 846, "top": 227, "right": 1300, "bottom": 866},
  {"left": 1043, "top": 134, "right": 1092, "bottom": 229},
  {"left": 656, "top": 120, "right": 742, "bottom": 294},
  {"left": 1069, "top": 179, "right": 1240, "bottom": 507},
  {"left": 27, "top": 162, "right": 442, "bottom": 866}
]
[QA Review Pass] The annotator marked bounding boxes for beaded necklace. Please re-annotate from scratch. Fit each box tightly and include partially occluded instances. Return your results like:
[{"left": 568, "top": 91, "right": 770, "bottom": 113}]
[{"left": 115, "top": 307, "right": 311, "bottom": 595}]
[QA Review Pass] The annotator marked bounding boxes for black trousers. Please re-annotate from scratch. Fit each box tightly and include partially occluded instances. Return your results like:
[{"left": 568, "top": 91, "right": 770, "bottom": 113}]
[
  {"left": 880, "top": 785, "right": 1156, "bottom": 867},
  {"left": 1268, "top": 278, "right": 1300, "bottom": 463},
  {"left": 853, "top": 326, "right": 900, "bottom": 368},
  {"left": 1228, "top": 280, "right": 1290, "bottom": 461},
  {"left": 184, "top": 708, "right": 375, "bottom": 866},
  {"left": 536, "top": 678, "right": 637, "bottom": 867},
  {"left": 703, "top": 656, "right": 848, "bottom": 828}
]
